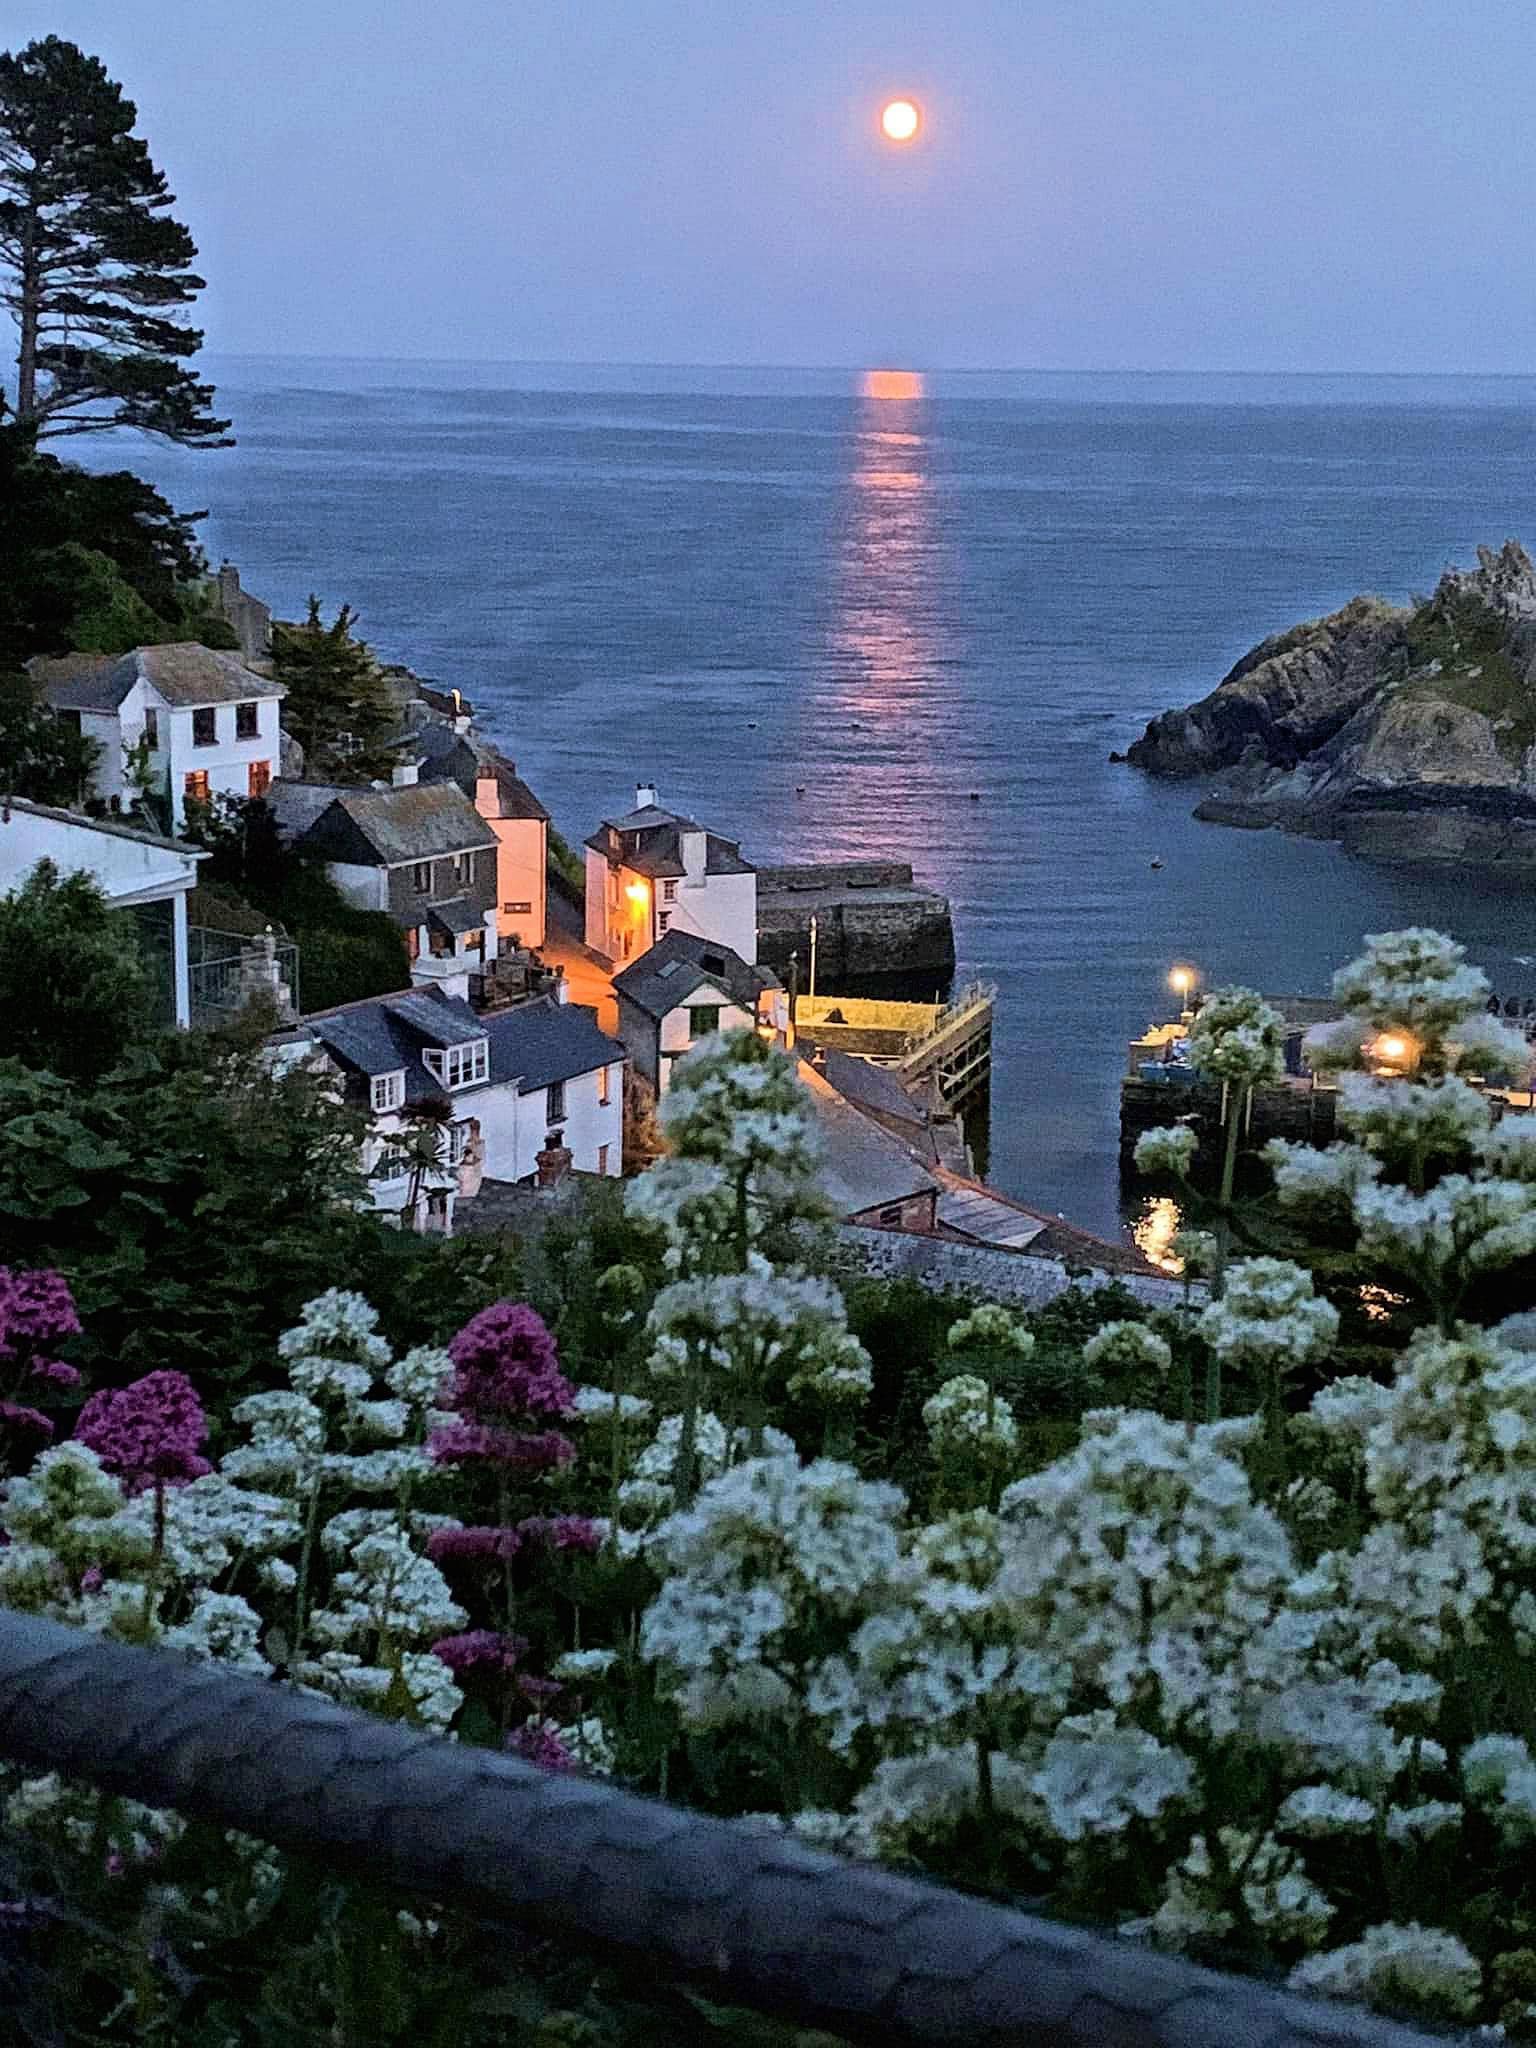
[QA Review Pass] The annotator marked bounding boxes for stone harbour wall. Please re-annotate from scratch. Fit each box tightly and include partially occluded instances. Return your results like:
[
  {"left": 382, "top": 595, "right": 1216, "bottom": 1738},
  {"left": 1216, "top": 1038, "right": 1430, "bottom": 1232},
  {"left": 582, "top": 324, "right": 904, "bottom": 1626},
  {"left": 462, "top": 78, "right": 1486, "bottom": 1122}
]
[{"left": 832, "top": 1225, "right": 1194, "bottom": 1310}]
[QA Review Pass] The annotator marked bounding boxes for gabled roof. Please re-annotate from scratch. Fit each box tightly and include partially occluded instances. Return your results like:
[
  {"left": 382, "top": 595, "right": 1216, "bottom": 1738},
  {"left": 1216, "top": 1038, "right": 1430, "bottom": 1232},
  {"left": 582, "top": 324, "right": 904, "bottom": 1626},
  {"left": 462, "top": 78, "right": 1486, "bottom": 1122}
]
[
  {"left": 302, "top": 987, "right": 490, "bottom": 1102},
  {"left": 296, "top": 783, "right": 497, "bottom": 867},
  {"left": 585, "top": 795, "right": 754, "bottom": 879},
  {"left": 613, "top": 928, "right": 779, "bottom": 1020},
  {"left": 31, "top": 644, "right": 284, "bottom": 712},
  {"left": 484, "top": 996, "right": 625, "bottom": 1095},
  {"left": 796, "top": 1060, "right": 939, "bottom": 1218},
  {"left": 817, "top": 1049, "right": 928, "bottom": 1132}
]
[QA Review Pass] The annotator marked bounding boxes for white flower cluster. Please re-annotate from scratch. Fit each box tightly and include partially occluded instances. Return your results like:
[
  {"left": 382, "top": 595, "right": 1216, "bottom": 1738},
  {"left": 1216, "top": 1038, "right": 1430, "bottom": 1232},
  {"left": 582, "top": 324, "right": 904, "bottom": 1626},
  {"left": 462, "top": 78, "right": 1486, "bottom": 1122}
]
[
  {"left": 641, "top": 1455, "right": 906, "bottom": 1729},
  {"left": 1134, "top": 1124, "right": 1199, "bottom": 1178},
  {"left": 1080, "top": 1321, "right": 1173, "bottom": 1376},
  {"left": 1199, "top": 1258, "right": 1339, "bottom": 1374},
  {"left": 1289, "top": 1922, "right": 1481, "bottom": 2020},
  {"left": 1187, "top": 988, "right": 1286, "bottom": 1088},
  {"left": 922, "top": 1375, "right": 1019, "bottom": 1462},
  {"left": 947, "top": 1305, "right": 1035, "bottom": 1360},
  {"left": 646, "top": 1262, "right": 871, "bottom": 1414}
]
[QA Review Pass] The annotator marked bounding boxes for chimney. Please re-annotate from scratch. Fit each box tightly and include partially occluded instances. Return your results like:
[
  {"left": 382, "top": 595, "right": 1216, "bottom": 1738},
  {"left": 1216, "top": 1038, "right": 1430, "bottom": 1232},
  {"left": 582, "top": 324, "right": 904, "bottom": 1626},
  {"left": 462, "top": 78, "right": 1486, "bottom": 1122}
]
[
  {"left": 553, "top": 969, "right": 570, "bottom": 1006},
  {"left": 475, "top": 772, "right": 499, "bottom": 818},
  {"left": 680, "top": 827, "right": 706, "bottom": 880},
  {"left": 536, "top": 1135, "right": 574, "bottom": 1190},
  {"left": 217, "top": 562, "right": 240, "bottom": 600},
  {"left": 635, "top": 781, "right": 657, "bottom": 811},
  {"left": 392, "top": 760, "right": 420, "bottom": 788}
]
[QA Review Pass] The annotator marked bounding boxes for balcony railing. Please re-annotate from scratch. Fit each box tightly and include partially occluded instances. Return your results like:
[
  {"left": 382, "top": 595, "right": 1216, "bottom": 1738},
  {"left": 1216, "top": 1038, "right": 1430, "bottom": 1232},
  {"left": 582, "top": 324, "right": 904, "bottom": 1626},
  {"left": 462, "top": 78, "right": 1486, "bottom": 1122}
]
[{"left": 188, "top": 924, "right": 299, "bottom": 1028}]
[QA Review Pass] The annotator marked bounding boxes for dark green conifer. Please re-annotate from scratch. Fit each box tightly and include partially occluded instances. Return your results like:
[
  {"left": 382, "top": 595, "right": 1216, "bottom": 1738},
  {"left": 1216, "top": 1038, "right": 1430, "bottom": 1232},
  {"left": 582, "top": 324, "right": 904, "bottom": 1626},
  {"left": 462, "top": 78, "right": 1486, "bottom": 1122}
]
[
  {"left": 271, "top": 599, "right": 402, "bottom": 781},
  {"left": 0, "top": 36, "right": 229, "bottom": 444}
]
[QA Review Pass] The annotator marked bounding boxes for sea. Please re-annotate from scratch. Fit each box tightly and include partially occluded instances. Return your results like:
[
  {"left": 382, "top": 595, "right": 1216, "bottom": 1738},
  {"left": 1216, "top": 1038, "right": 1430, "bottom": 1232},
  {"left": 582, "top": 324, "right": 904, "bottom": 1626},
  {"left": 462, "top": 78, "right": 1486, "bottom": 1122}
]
[{"left": 86, "top": 358, "right": 1536, "bottom": 1245}]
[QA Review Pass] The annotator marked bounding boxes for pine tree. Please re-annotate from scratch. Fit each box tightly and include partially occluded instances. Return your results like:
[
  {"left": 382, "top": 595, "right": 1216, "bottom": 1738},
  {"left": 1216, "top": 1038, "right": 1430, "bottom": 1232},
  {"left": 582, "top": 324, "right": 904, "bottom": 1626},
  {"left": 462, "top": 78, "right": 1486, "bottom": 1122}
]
[
  {"left": 0, "top": 37, "right": 229, "bottom": 444},
  {"left": 271, "top": 599, "right": 402, "bottom": 781}
]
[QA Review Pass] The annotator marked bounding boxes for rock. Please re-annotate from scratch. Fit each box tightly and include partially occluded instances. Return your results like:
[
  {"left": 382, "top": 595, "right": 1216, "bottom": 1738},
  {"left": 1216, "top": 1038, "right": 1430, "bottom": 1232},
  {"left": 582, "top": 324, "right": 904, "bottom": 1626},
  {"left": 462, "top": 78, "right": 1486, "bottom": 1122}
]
[{"left": 1125, "top": 541, "right": 1536, "bottom": 872}]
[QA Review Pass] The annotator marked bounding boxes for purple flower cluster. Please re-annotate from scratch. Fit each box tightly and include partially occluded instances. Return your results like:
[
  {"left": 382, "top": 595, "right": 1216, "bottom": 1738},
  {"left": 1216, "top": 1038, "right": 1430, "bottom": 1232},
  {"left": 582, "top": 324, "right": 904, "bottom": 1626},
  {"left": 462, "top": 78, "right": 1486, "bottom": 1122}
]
[
  {"left": 505, "top": 1720, "right": 574, "bottom": 1772},
  {"left": 428, "top": 1422, "right": 576, "bottom": 1472},
  {"left": 75, "top": 1372, "right": 210, "bottom": 1492},
  {"left": 427, "top": 1525, "right": 524, "bottom": 1564},
  {"left": 0, "top": 1402, "right": 54, "bottom": 1444},
  {"left": 0, "top": 1268, "right": 81, "bottom": 1370},
  {"left": 517, "top": 1514, "right": 601, "bottom": 1554},
  {"left": 430, "top": 1629, "right": 528, "bottom": 1675},
  {"left": 444, "top": 1303, "right": 574, "bottom": 1423}
]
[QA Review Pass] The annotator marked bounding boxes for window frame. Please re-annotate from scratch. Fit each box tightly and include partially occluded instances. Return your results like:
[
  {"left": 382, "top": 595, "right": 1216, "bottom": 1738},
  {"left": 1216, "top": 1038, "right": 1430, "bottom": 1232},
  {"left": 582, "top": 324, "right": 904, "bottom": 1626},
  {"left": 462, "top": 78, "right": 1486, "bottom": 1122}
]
[
  {"left": 184, "top": 769, "right": 211, "bottom": 805},
  {"left": 598, "top": 1063, "right": 611, "bottom": 1107},
  {"left": 451, "top": 850, "right": 472, "bottom": 887},
  {"left": 248, "top": 760, "right": 272, "bottom": 799},
  {"left": 142, "top": 708, "right": 159, "bottom": 749},
  {"left": 372, "top": 1071, "right": 405, "bottom": 1113},
  {"left": 411, "top": 861, "right": 433, "bottom": 894},
  {"left": 191, "top": 706, "right": 217, "bottom": 748},
  {"left": 689, "top": 1004, "right": 721, "bottom": 1040},
  {"left": 235, "top": 701, "right": 259, "bottom": 741},
  {"left": 424, "top": 1041, "right": 490, "bottom": 1091},
  {"left": 545, "top": 1078, "right": 567, "bottom": 1126},
  {"left": 597, "top": 1142, "right": 610, "bottom": 1176},
  {"left": 661, "top": 878, "right": 678, "bottom": 904}
]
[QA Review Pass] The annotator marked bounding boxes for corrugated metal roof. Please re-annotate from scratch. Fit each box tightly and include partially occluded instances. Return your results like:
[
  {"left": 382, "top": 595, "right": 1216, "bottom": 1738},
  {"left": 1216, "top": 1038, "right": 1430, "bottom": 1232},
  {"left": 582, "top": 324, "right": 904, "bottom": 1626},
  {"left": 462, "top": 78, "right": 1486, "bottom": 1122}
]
[{"left": 936, "top": 1182, "right": 1046, "bottom": 1250}]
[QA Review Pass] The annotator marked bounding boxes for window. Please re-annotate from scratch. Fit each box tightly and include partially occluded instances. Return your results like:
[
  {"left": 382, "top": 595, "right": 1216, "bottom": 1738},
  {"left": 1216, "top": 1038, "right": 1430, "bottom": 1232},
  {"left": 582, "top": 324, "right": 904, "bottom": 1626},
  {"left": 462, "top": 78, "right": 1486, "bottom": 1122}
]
[
  {"left": 878, "top": 1205, "right": 905, "bottom": 1229},
  {"left": 411, "top": 861, "right": 432, "bottom": 894},
  {"left": 142, "top": 709, "right": 158, "bottom": 748},
  {"left": 235, "top": 701, "right": 259, "bottom": 740},
  {"left": 192, "top": 707, "right": 216, "bottom": 747},
  {"left": 689, "top": 1004, "right": 720, "bottom": 1040},
  {"left": 372, "top": 1071, "right": 405, "bottom": 1113},
  {"left": 546, "top": 1079, "right": 566, "bottom": 1125},
  {"left": 661, "top": 879, "right": 677, "bottom": 904},
  {"left": 451, "top": 851, "right": 472, "bottom": 886},
  {"left": 657, "top": 911, "right": 671, "bottom": 933},
  {"left": 598, "top": 1064, "right": 611, "bottom": 1106},
  {"left": 405, "top": 925, "right": 420, "bottom": 963},
  {"left": 248, "top": 760, "right": 272, "bottom": 798},
  {"left": 423, "top": 1040, "right": 489, "bottom": 1090},
  {"left": 597, "top": 1143, "right": 610, "bottom": 1176},
  {"left": 375, "top": 1146, "right": 410, "bottom": 1182},
  {"left": 449, "top": 1120, "right": 471, "bottom": 1165},
  {"left": 462, "top": 927, "right": 484, "bottom": 954},
  {"left": 184, "top": 770, "right": 211, "bottom": 805},
  {"left": 56, "top": 708, "right": 82, "bottom": 734}
]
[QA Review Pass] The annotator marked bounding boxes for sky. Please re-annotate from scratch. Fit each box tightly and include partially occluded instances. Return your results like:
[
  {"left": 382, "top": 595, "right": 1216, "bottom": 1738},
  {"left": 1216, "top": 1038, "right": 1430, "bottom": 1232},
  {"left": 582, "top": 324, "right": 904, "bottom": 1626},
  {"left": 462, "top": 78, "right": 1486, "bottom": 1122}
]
[{"left": 9, "top": 0, "right": 1536, "bottom": 372}]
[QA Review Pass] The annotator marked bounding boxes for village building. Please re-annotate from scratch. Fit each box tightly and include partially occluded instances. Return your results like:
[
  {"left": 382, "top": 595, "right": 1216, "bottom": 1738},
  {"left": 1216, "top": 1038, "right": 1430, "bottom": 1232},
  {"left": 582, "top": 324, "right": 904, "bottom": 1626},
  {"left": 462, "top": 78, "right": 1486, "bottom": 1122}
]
[
  {"left": 584, "top": 783, "right": 756, "bottom": 967},
  {"left": 612, "top": 928, "right": 788, "bottom": 1093},
  {"left": 270, "top": 773, "right": 499, "bottom": 999},
  {"left": 795, "top": 1057, "right": 942, "bottom": 1234},
  {"left": 0, "top": 796, "right": 206, "bottom": 1029},
  {"left": 409, "top": 726, "right": 551, "bottom": 952},
  {"left": 30, "top": 644, "right": 285, "bottom": 831},
  {"left": 276, "top": 986, "right": 625, "bottom": 1232}
]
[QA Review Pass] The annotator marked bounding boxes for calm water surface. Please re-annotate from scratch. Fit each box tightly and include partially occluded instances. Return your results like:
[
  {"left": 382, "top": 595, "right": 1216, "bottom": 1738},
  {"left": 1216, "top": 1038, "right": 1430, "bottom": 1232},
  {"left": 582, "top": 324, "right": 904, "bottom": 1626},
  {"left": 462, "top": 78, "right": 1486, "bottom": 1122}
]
[{"left": 97, "top": 361, "right": 1536, "bottom": 1237}]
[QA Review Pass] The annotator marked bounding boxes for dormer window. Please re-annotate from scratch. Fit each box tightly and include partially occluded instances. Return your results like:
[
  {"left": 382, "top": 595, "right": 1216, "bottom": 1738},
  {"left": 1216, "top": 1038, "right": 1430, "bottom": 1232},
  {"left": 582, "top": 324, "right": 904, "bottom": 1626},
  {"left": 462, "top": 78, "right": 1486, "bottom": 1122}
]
[
  {"left": 422, "top": 1039, "right": 489, "bottom": 1090},
  {"left": 372, "top": 1071, "right": 405, "bottom": 1113}
]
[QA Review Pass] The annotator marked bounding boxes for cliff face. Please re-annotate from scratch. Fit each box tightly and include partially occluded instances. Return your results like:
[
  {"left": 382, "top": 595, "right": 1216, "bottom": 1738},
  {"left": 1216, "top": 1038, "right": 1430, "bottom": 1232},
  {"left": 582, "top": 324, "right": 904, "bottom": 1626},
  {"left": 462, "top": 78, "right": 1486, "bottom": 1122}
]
[{"left": 1127, "top": 542, "right": 1536, "bottom": 873}]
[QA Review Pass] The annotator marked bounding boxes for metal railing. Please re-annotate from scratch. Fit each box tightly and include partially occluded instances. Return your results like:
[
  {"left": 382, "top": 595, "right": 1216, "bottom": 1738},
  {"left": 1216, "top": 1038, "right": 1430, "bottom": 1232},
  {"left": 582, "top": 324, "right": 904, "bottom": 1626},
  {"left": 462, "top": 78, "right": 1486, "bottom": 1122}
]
[
  {"left": 0, "top": 1611, "right": 1449, "bottom": 2048},
  {"left": 188, "top": 923, "right": 299, "bottom": 1026}
]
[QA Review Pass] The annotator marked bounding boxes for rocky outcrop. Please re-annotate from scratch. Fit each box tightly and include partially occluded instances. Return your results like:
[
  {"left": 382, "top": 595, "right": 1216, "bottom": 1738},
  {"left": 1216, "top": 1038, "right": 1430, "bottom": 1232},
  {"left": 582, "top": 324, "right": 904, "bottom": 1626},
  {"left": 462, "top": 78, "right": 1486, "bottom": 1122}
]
[{"left": 1128, "top": 542, "right": 1536, "bottom": 872}]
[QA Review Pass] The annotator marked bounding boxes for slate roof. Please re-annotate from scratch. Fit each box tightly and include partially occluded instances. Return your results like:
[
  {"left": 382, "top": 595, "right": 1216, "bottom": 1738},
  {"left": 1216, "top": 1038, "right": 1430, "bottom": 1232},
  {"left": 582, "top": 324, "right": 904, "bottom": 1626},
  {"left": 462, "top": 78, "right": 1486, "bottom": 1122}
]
[
  {"left": 31, "top": 644, "right": 284, "bottom": 712},
  {"left": 585, "top": 796, "right": 754, "bottom": 879},
  {"left": 296, "top": 783, "right": 497, "bottom": 867},
  {"left": 483, "top": 996, "right": 625, "bottom": 1094},
  {"left": 613, "top": 929, "right": 779, "bottom": 1020},
  {"left": 296, "top": 987, "right": 622, "bottom": 1106},
  {"left": 796, "top": 1061, "right": 939, "bottom": 1218},
  {"left": 415, "top": 735, "right": 552, "bottom": 824},
  {"left": 818, "top": 1049, "right": 928, "bottom": 1131},
  {"left": 428, "top": 898, "right": 485, "bottom": 937}
]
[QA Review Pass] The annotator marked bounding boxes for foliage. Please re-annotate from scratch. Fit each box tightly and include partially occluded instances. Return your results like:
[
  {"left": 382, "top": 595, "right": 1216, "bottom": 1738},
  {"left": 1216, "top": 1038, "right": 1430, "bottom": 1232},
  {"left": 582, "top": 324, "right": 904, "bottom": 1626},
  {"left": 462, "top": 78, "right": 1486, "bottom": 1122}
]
[
  {"left": 0, "top": 671, "right": 98, "bottom": 803},
  {"left": 271, "top": 598, "right": 402, "bottom": 781},
  {"left": 0, "top": 411, "right": 220, "bottom": 676},
  {"left": 0, "top": 859, "right": 152, "bottom": 1076},
  {"left": 183, "top": 795, "right": 409, "bottom": 1011},
  {"left": 0, "top": 36, "right": 228, "bottom": 443}
]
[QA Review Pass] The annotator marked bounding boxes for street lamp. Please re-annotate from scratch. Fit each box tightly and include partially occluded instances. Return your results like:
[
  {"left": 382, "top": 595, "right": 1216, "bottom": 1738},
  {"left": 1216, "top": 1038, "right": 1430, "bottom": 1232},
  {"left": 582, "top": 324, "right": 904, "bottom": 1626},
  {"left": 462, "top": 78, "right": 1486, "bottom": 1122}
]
[{"left": 1169, "top": 965, "right": 1198, "bottom": 1023}]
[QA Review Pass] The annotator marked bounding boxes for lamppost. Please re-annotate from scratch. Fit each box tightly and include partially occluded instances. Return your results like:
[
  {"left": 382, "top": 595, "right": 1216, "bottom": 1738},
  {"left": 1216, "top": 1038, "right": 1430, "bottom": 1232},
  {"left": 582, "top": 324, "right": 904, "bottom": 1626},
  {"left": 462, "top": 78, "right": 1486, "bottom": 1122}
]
[{"left": 1169, "top": 965, "right": 1198, "bottom": 1024}]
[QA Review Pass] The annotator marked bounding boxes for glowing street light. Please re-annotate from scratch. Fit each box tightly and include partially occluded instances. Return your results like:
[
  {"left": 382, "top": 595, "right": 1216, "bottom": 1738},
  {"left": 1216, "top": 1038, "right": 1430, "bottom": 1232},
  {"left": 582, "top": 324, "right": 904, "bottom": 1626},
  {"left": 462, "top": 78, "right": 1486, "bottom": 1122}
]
[
  {"left": 1169, "top": 964, "right": 1199, "bottom": 1020},
  {"left": 625, "top": 880, "right": 649, "bottom": 907}
]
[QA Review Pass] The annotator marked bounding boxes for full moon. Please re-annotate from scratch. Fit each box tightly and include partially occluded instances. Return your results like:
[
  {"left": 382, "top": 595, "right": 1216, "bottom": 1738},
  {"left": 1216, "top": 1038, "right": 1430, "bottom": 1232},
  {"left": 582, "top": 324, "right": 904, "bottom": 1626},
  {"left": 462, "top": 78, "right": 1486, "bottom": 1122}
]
[{"left": 880, "top": 98, "right": 921, "bottom": 143}]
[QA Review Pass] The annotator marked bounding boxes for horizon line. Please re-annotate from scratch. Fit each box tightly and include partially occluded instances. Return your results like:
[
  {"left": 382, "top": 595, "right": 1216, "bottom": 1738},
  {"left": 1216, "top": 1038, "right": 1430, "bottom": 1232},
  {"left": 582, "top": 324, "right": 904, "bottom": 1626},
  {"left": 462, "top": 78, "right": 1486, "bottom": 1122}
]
[{"left": 198, "top": 349, "right": 1536, "bottom": 381}]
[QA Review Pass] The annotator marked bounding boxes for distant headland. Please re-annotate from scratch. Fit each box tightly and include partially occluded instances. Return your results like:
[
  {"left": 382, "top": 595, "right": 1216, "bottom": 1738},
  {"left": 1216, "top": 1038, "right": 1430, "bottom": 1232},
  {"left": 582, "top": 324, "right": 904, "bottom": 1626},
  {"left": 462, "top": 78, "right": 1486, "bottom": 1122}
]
[{"left": 1126, "top": 540, "right": 1536, "bottom": 876}]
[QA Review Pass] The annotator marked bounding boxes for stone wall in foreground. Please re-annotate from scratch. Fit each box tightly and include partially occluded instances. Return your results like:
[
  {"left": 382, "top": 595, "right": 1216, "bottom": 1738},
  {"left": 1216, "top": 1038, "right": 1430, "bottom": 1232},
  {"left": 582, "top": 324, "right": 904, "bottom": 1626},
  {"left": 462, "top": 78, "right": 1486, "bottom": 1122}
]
[{"left": 832, "top": 1225, "right": 1194, "bottom": 1310}]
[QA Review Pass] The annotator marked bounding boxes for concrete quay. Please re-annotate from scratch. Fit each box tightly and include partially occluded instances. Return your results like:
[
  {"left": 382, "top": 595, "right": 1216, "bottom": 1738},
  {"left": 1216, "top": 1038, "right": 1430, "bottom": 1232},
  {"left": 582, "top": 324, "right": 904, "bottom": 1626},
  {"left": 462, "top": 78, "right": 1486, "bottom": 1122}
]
[{"left": 755, "top": 861, "right": 956, "bottom": 988}]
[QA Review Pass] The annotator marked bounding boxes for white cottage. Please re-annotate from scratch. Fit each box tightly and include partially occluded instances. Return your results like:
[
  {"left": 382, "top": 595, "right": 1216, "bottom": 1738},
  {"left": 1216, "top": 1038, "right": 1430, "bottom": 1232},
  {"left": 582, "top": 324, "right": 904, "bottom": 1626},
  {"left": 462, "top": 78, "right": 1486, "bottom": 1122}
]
[
  {"left": 612, "top": 928, "right": 787, "bottom": 1094},
  {"left": 283, "top": 986, "right": 626, "bottom": 1229},
  {"left": 584, "top": 784, "right": 757, "bottom": 968},
  {"left": 31, "top": 645, "right": 285, "bottom": 831}
]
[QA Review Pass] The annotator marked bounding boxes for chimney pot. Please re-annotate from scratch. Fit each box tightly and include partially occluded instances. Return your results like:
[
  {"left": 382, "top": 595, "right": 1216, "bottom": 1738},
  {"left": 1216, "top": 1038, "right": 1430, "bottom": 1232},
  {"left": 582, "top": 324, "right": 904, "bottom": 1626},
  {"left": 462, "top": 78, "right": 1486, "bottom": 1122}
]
[
  {"left": 392, "top": 761, "right": 420, "bottom": 788},
  {"left": 635, "top": 781, "right": 657, "bottom": 811}
]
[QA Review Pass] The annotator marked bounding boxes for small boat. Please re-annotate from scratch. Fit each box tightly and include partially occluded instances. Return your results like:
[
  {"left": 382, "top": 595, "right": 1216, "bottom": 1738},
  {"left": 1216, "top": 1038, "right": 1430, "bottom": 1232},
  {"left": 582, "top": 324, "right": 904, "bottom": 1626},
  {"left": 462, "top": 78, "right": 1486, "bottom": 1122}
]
[{"left": 1150, "top": 856, "right": 1165, "bottom": 871}]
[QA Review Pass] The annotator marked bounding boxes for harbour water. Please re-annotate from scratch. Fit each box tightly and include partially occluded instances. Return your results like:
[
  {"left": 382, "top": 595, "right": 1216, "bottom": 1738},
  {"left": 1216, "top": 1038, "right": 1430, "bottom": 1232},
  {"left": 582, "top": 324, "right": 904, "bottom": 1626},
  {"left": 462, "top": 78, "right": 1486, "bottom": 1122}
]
[{"left": 95, "top": 359, "right": 1536, "bottom": 1238}]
